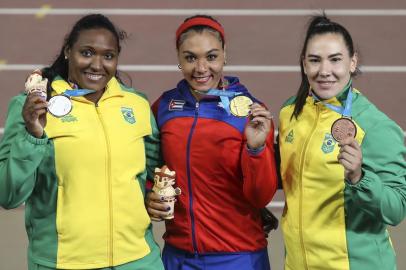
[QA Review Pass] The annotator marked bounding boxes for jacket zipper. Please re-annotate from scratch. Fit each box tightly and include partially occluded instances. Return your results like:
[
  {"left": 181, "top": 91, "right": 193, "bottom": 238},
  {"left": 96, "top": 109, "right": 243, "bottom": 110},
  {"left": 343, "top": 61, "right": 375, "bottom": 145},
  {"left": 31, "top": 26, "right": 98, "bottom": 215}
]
[
  {"left": 95, "top": 103, "right": 113, "bottom": 265},
  {"left": 186, "top": 101, "right": 199, "bottom": 254},
  {"left": 298, "top": 103, "right": 320, "bottom": 270}
]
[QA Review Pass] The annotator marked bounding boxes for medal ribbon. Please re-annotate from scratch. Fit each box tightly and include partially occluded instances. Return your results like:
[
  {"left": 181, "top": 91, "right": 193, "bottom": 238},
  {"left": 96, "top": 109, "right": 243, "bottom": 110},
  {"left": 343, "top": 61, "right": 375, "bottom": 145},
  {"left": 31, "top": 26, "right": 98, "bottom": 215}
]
[
  {"left": 63, "top": 89, "right": 96, "bottom": 97},
  {"left": 311, "top": 82, "right": 353, "bottom": 118},
  {"left": 195, "top": 89, "right": 243, "bottom": 115}
]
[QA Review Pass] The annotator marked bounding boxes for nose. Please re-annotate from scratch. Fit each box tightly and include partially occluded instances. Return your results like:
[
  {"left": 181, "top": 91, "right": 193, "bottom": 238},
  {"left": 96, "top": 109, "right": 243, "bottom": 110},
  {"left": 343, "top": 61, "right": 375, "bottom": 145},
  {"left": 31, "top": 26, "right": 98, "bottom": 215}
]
[
  {"left": 319, "top": 60, "right": 331, "bottom": 77},
  {"left": 90, "top": 55, "right": 103, "bottom": 71},
  {"left": 195, "top": 59, "right": 208, "bottom": 73}
]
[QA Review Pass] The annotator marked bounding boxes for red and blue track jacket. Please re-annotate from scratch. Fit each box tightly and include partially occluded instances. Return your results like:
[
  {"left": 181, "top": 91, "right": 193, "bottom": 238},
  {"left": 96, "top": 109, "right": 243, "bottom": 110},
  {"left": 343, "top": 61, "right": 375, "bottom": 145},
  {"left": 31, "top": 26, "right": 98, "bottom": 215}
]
[{"left": 152, "top": 76, "right": 278, "bottom": 254}]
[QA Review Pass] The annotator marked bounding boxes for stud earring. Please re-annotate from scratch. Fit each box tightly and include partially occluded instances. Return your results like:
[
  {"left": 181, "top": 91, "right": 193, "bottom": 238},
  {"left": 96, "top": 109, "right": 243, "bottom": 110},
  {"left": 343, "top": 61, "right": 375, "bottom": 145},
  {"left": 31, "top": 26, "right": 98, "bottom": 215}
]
[{"left": 64, "top": 55, "right": 68, "bottom": 60}]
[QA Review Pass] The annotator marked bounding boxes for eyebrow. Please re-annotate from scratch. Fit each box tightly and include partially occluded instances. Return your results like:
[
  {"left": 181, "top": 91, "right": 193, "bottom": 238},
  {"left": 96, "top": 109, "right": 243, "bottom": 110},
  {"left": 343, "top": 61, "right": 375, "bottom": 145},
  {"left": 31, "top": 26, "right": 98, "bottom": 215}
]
[
  {"left": 182, "top": 49, "right": 220, "bottom": 55},
  {"left": 307, "top": 53, "right": 343, "bottom": 58},
  {"left": 78, "top": 44, "right": 118, "bottom": 52}
]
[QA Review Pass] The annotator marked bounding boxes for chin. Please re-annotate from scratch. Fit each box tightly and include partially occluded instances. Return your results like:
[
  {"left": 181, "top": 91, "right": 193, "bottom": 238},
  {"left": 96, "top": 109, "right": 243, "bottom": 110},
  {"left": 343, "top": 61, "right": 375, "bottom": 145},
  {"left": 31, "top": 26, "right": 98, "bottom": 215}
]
[{"left": 190, "top": 85, "right": 210, "bottom": 92}]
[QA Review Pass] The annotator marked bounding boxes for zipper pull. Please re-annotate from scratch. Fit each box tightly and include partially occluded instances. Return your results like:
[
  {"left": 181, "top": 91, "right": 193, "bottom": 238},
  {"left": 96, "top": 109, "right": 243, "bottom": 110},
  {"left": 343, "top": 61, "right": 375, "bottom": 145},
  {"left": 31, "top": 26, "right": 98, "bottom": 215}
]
[{"left": 195, "top": 102, "right": 199, "bottom": 114}]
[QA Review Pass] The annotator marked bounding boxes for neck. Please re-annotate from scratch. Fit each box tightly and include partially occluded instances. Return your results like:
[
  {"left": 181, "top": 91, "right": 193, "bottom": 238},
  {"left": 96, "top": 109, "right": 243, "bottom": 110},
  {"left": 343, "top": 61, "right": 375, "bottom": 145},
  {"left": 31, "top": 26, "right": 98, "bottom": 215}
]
[{"left": 85, "top": 89, "right": 105, "bottom": 104}]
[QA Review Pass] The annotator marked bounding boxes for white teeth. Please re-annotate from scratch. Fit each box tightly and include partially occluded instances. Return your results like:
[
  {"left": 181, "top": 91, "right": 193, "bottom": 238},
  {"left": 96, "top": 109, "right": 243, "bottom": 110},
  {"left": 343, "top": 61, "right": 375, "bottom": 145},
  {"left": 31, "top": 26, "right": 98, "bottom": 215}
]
[
  {"left": 86, "top": 74, "right": 102, "bottom": 80},
  {"left": 195, "top": 76, "right": 210, "bottom": 83}
]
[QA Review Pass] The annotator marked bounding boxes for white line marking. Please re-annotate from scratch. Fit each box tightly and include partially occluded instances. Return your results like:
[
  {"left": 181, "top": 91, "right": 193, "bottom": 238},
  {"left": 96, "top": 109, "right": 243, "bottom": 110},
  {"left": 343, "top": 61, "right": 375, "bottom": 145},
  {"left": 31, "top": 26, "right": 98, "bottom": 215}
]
[
  {"left": 1, "top": 64, "right": 406, "bottom": 73},
  {"left": 1, "top": 8, "right": 406, "bottom": 16}
]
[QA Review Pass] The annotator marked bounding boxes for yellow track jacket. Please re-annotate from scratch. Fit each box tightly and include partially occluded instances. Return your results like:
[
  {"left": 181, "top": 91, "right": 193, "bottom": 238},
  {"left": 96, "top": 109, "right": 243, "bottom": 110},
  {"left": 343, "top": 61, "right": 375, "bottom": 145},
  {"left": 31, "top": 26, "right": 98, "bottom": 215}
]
[
  {"left": 0, "top": 77, "right": 162, "bottom": 269},
  {"left": 279, "top": 87, "right": 406, "bottom": 270}
]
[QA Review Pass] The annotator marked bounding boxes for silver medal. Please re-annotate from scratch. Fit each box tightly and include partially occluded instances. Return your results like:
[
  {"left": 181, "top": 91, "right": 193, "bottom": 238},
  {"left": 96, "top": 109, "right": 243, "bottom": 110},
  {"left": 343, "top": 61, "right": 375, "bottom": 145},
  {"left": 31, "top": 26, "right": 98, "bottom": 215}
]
[{"left": 48, "top": 95, "right": 72, "bottom": 117}]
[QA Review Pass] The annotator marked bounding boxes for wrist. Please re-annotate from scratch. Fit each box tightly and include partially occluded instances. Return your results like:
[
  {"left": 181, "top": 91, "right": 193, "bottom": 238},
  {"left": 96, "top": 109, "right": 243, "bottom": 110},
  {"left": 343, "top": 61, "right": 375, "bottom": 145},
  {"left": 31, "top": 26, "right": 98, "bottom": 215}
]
[
  {"left": 347, "top": 170, "right": 364, "bottom": 185},
  {"left": 26, "top": 127, "right": 44, "bottom": 138},
  {"left": 246, "top": 143, "right": 265, "bottom": 155},
  {"left": 247, "top": 142, "right": 265, "bottom": 150}
]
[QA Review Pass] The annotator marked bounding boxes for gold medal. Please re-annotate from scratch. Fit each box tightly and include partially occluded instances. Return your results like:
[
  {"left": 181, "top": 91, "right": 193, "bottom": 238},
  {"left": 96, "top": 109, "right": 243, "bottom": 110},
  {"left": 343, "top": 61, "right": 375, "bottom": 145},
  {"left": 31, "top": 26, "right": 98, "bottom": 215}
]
[{"left": 229, "top": 96, "right": 253, "bottom": 117}]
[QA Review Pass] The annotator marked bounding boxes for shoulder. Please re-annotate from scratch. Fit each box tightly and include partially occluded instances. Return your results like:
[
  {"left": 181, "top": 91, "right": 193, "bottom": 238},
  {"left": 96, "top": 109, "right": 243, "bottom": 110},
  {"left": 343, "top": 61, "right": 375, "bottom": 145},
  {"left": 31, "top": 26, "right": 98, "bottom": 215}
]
[
  {"left": 352, "top": 90, "right": 403, "bottom": 145},
  {"left": 279, "top": 96, "right": 297, "bottom": 116},
  {"left": 7, "top": 93, "right": 27, "bottom": 112},
  {"left": 352, "top": 91, "right": 398, "bottom": 130},
  {"left": 119, "top": 83, "right": 149, "bottom": 101},
  {"left": 282, "top": 96, "right": 297, "bottom": 108}
]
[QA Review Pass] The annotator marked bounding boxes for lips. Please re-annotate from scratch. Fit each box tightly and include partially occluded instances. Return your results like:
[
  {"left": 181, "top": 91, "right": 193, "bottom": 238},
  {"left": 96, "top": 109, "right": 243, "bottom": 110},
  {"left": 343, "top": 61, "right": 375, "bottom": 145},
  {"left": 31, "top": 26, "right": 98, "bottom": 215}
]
[
  {"left": 193, "top": 75, "right": 211, "bottom": 83},
  {"left": 317, "top": 80, "right": 336, "bottom": 89},
  {"left": 85, "top": 72, "right": 104, "bottom": 81}
]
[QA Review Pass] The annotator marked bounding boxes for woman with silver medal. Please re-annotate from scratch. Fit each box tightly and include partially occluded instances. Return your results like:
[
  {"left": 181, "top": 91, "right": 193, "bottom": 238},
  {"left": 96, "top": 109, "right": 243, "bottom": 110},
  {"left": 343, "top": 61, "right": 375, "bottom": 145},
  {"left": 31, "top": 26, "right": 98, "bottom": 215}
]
[
  {"left": 0, "top": 14, "right": 164, "bottom": 270},
  {"left": 278, "top": 14, "right": 406, "bottom": 270}
]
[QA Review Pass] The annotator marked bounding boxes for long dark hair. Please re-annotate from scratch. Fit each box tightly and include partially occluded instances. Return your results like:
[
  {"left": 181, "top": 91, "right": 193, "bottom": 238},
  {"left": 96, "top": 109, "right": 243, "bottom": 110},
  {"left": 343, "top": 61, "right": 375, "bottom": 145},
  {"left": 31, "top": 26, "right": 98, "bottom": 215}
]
[
  {"left": 42, "top": 14, "right": 127, "bottom": 97},
  {"left": 292, "top": 14, "right": 360, "bottom": 119}
]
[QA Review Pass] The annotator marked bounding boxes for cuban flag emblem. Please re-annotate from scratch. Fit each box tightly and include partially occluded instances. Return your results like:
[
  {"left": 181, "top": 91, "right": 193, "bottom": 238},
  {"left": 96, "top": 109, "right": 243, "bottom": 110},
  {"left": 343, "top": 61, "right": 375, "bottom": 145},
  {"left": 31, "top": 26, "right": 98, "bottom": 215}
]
[{"left": 169, "top": 99, "right": 185, "bottom": 111}]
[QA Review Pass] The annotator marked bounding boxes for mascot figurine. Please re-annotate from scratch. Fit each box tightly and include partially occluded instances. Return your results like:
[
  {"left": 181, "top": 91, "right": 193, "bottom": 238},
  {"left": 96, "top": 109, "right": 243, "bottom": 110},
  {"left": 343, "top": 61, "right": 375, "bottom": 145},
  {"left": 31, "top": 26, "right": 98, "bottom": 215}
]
[
  {"left": 24, "top": 69, "right": 48, "bottom": 99},
  {"left": 152, "top": 165, "right": 181, "bottom": 219}
]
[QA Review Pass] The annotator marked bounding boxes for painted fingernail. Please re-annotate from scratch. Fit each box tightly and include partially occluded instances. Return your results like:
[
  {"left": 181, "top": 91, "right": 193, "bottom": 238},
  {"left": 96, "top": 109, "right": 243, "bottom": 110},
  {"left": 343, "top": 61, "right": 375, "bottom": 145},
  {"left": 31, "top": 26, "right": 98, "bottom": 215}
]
[{"left": 166, "top": 206, "right": 171, "bottom": 211}]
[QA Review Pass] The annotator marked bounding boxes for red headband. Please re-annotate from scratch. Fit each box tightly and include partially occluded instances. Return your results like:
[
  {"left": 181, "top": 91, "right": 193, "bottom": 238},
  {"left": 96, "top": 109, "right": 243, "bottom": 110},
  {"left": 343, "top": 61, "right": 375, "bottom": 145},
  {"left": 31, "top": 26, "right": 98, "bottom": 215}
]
[{"left": 176, "top": 17, "right": 225, "bottom": 45}]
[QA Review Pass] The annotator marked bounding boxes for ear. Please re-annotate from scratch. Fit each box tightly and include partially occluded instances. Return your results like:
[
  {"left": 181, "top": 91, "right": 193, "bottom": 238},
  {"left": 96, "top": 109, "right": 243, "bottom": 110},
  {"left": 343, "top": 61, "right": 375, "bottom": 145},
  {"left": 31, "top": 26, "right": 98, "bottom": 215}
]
[
  {"left": 64, "top": 47, "right": 70, "bottom": 59},
  {"left": 302, "top": 57, "right": 307, "bottom": 75},
  {"left": 350, "top": 52, "right": 358, "bottom": 73},
  {"left": 223, "top": 45, "right": 227, "bottom": 65}
]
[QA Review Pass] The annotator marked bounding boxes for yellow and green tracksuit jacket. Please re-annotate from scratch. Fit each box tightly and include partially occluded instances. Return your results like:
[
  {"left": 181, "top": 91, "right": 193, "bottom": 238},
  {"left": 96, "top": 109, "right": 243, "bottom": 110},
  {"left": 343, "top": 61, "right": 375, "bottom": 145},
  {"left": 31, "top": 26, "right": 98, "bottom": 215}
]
[
  {"left": 0, "top": 77, "right": 162, "bottom": 269},
  {"left": 279, "top": 87, "right": 406, "bottom": 270}
]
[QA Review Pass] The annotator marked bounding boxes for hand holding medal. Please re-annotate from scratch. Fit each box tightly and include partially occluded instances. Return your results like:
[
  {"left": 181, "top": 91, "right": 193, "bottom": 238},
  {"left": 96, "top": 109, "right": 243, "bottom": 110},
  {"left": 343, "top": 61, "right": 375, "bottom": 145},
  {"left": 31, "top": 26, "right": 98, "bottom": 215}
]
[
  {"left": 22, "top": 70, "right": 49, "bottom": 138},
  {"left": 245, "top": 103, "right": 273, "bottom": 150},
  {"left": 337, "top": 137, "right": 363, "bottom": 184}
]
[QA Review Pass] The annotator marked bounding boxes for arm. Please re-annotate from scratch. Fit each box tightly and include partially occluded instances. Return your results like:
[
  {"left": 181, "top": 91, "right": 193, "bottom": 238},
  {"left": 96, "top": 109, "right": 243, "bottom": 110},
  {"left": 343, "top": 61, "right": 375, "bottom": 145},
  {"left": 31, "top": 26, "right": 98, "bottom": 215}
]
[
  {"left": 0, "top": 95, "right": 48, "bottom": 209},
  {"left": 241, "top": 103, "right": 278, "bottom": 208},
  {"left": 145, "top": 98, "right": 163, "bottom": 191},
  {"left": 144, "top": 110, "right": 162, "bottom": 183},
  {"left": 145, "top": 98, "right": 170, "bottom": 220},
  {"left": 344, "top": 119, "right": 406, "bottom": 226}
]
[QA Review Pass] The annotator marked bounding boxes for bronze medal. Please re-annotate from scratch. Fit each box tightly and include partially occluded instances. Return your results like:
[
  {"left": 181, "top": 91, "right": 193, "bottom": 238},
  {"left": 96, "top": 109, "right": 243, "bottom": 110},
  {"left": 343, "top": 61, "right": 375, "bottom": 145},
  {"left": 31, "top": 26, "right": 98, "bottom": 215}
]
[
  {"left": 229, "top": 96, "right": 253, "bottom": 117},
  {"left": 331, "top": 117, "right": 357, "bottom": 142}
]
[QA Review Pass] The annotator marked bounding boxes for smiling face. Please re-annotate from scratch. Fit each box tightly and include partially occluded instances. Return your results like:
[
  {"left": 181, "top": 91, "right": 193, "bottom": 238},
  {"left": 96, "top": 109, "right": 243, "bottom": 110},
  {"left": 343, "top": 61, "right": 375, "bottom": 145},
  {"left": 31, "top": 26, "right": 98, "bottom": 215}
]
[
  {"left": 65, "top": 28, "right": 119, "bottom": 93},
  {"left": 303, "top": 33, "right": 357, "bottom": 100},
  {"left": 177, "top": 30, "right": 225, "bottom": 93}
]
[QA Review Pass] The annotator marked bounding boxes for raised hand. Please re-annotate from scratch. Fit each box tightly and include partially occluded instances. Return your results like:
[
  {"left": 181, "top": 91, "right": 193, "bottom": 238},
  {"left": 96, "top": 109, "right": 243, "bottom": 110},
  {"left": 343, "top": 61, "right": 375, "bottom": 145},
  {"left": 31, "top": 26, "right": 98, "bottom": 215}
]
[
  {"left": 22, "top": 92, "right": 48, "bottom": 138},
  {"left": 337, "top": 137, "right": 363, "bottom": 184},
  {"left": 245, "top": 103, "right": 273, "bottom": 150}
]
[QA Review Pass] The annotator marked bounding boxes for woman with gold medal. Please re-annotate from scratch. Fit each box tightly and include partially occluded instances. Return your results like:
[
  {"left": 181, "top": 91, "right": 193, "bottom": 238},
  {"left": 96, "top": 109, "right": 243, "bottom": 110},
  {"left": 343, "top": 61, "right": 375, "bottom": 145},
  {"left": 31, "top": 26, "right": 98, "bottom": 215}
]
[
  {"left": 278, "top": 14, "right": 406, "bottom": 270},
  {"left": 145, "top": 15, "right": 279, "bottom": 270}
]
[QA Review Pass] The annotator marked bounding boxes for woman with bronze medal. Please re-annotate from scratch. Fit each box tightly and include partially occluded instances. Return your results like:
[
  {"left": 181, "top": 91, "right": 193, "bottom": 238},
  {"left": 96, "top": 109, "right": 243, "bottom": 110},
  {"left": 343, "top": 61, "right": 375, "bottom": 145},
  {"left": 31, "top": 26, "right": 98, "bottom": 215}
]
[
  {"left": 145, "top": 15, "right": 278, "bottom": 270},
  {"left": 278, "top": 15, "right": 406, "bottom": 270},
  {"left": 0, "top": 14, "right": 164, "bottom": 270}
]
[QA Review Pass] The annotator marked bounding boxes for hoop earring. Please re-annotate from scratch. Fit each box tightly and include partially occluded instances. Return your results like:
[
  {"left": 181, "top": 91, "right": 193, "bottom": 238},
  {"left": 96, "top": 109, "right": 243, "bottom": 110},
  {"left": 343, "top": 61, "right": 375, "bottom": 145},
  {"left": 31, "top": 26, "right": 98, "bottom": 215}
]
[{"left": 177, "top": 64, "right": 182, "bottom": 70}]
